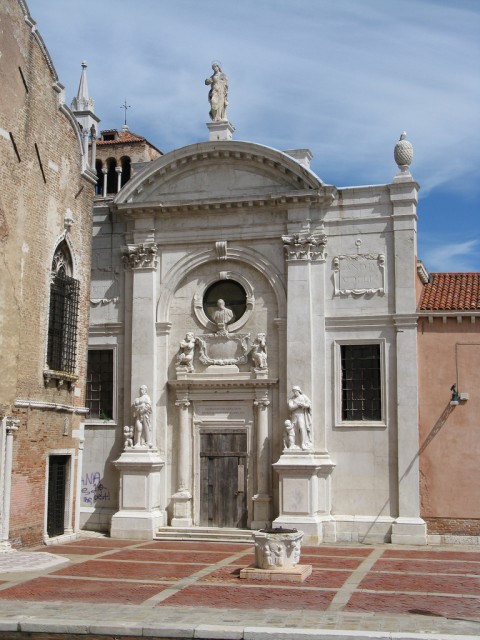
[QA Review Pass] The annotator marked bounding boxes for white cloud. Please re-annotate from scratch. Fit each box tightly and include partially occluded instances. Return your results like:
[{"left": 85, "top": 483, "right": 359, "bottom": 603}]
[{"left": 421, "top": 239, "right": 480, "bottom": 272}]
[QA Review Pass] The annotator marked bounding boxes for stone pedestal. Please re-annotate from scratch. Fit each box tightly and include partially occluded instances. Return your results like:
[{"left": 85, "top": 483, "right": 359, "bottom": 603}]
[
  {"left": 207, "top": 121, "right": 235, "bottom": 141},
  {"left": 272, "top": 451, "right": 335, "bottom": 545},
  {"left": 391, "top": 517, "right": 427, "bottom": 545},
  {"left": 171, "top": 489, "right": 193, "bottom": 528},
  {"left": 110, "top": 448, "right": 166, "bottom": 540}
]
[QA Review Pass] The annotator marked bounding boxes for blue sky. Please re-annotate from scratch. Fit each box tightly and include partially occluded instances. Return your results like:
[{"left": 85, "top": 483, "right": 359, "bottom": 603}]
[{"left": 28, "top": 0, "right": 480, "bottom": 271}]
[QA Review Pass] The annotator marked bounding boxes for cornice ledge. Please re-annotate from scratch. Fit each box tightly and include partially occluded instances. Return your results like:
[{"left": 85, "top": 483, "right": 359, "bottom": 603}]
[
  {"left": 14, "top": 399, "right": 89, "bottom": 415},
  {"left": 89, "top": 322, "right": 124, "bottom": 336},
  {"left": 168, "top": 378, "right": 278, "bottom": 389},
  {"left": 393, "top": 314, "right": 418, "bottom": 328},
  {"left": 116, "top": 187, "right": 336, "bottom": 217},
  {"left": 326, "top": 315, "right": 395, "bottom": 328}
]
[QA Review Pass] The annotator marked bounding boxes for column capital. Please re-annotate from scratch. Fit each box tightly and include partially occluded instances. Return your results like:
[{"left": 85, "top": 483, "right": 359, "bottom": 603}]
[
  {"left": 282, "top": 232, "right": 327, "bottom": 262},
  {"left": 121, "top": 242, "right": 158, "bottom": 270},
  {"left": 5, "top": 417, "right": 19, "bottom": 435},
  {"left": 175, "top": 399, "right": 191, "bottom": 409}
]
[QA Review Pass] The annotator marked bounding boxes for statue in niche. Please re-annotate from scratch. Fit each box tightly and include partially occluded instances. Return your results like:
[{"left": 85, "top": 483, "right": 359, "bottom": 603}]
[
  {"left": 133, "top": 385, "right": 152, "bottom": 448},
  {"left": 212, "top": 298, "right": 234, "bottom": 330},
  {"left": 283, "top": 419, "right": 300, "bottom": 450},
  {"left": 205, "top": 62, "right": 228, "bottom": 122},
  {"left": 287, "top": 386, "right": 313, "bottom": 451},
  {"left": 251, "top": 333, "right": 268, "bottom": 370},
  {"left": 176, "top": 332, "right": 196, "bottom": 372},
  {"left": 123, "top": 425, "right": 134, "bottom": 449}
]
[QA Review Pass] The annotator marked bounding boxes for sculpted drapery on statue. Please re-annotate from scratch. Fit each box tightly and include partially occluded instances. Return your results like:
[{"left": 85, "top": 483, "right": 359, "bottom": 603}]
[
  {"left": 287, "top": 386, "right": 313, "bottom": 451},
  {"left": 133, "top": 385, "right": 152, "bottom": 448},
  {"left": 205, "top": 63, "right": 228, "bottom": 122}
]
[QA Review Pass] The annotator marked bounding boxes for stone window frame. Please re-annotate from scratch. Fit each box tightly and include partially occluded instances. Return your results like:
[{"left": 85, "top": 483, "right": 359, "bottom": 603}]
[
  {"left": 334, "top": 338, "right": 387, "bottom": 429},
  {"left": 193, "top": 271, "right": 255, "bottom": 332},
  {"left": 44, "top": 238, "right": 80, "bottom": 389},
  {"left": 85, "top": 346, "right": 117, "bottom": 424}
]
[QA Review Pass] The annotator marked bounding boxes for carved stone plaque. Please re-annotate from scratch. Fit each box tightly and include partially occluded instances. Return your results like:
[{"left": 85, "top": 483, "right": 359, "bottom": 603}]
[
  {"left": 333, "top": 254, "right": 385, "bottom": 297},
  {"left": 196, "top": 333, "right": 250, "bottom": 366}
]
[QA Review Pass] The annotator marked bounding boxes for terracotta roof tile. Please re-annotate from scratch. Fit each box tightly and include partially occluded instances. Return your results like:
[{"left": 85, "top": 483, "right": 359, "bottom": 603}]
[
  {"left": 96, "top": 130, "right": 146, "bottom": 146},
  {"left": 419, "top": 272, "right": 480, "bottom": 311}
]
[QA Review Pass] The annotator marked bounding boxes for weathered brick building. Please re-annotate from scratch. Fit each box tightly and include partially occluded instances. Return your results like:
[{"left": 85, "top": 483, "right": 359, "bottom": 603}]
[{"left": 0, "top": 0, "right": 96, "bottom": 548}]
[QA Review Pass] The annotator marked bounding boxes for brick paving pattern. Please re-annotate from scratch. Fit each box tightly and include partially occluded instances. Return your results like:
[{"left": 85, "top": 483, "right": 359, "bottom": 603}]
[{"left": 0, "top": 537, "right": 479, "bottom": 636}]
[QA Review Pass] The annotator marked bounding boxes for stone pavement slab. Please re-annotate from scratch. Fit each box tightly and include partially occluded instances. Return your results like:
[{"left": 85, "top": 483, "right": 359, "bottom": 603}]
[{"left": 0, "top": 537, "right": 478, "bottom": 638}]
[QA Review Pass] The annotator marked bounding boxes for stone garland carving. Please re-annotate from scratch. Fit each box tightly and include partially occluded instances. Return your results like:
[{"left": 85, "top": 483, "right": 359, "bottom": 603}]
[
  {"left": 287, "top": 386, "right": 313, "bottom": 451},
  {"left": 176, "top": 332, "right": 196, "bottom": 373},
  {"left": 124, "top": 385, "right": 153, "bottom": 449},
  {"left": 333, "top": 253, "right": 386, "bottom": 297},
  {"left": 251, "top": 333, "right": 268, "bottom": 370},
  {"left": 122, "top": 243, "right": 157, "bottom": 270},
  {"left": 196, "top": 334, "right": 249, "bottom": 366},
  {"left": 282, "top": 233, "right": 327, "bottom": 261}
]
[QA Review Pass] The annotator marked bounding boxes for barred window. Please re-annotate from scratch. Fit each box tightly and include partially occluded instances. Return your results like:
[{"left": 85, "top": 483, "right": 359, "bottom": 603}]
[
  {"left": 341, "top": 344, "right": 381, "bottom": 421},
  {"left": 86, "top": 350, "right": 114, "bottom": 420},
  {"left": 46, "top": 242, "right": 79, "bottom": 374}
]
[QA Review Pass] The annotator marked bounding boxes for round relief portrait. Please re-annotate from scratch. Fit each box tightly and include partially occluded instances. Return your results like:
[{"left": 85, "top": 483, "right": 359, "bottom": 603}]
[{"left": 203, "top": 280, "right": 247, "bottom": 326}]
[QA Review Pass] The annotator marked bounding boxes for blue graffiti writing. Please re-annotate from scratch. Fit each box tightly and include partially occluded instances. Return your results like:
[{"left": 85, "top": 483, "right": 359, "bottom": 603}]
[{"left": 81, "top": 471, "right": 110, "bottom": 505}]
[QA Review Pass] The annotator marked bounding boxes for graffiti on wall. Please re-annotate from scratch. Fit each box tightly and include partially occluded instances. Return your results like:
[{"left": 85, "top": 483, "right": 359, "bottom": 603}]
[{"left": 81, "top": 471, "right": 111, "bottom": 505}]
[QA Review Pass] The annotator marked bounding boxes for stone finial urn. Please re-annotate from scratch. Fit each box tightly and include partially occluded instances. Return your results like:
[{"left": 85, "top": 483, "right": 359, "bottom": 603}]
[
  {"left": 394, "top": 132, "right": 413, "bottom": 169},
  {"left": 253, "top": 527, "right": 304, "bottom": 570}
]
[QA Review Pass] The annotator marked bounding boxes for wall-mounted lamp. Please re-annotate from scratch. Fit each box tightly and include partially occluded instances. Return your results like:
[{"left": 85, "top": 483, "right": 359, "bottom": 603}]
[
  {"left": 450, "top": 383, "right": 469, "bottom": 406},
  {"left": 450, "top": 383, "right": 460, "bottom": 406}
]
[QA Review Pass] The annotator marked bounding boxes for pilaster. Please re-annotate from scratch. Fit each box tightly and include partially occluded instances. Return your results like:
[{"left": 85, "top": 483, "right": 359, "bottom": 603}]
[
  {"left": 0, "top": 418, "right": 19, "bottom": 552},
  {"left": 171, "top": 393, "right": 193, "bottom": 527}
]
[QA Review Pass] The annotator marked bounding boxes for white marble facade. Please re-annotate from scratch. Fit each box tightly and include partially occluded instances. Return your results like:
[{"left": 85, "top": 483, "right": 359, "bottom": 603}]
[{"left": 85, "top": 133, "right": 426, "bottom": 544}]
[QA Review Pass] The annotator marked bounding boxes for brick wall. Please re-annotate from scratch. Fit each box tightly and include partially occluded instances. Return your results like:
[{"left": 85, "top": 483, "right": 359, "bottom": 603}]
[{"left": 0, "top": 0, "right": 95, "bottom": 547}]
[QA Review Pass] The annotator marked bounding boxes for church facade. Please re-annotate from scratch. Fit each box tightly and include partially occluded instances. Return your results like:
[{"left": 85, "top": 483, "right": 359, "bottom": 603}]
[{"left": 84, "top": 114, "right": 426, "bottom": 544}]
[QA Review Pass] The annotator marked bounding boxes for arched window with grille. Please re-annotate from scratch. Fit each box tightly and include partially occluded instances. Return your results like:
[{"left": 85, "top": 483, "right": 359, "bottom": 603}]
[{"left": 46, "top": 242, "right": 80, "bottom": 376}]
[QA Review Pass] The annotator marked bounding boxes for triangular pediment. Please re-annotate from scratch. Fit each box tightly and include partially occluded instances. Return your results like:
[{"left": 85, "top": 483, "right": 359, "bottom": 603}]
[{"left": 116, "top": 141, "right": 324, "bottom": 206}]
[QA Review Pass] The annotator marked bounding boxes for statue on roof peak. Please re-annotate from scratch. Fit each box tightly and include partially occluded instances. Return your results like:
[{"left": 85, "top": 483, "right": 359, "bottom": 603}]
[{"left": 205, "top": 62, "right": 228, "bottom": 123}]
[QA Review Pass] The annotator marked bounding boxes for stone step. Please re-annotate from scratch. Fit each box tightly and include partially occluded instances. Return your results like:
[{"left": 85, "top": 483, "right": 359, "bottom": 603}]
[{"left": 154, "top": 526, "right": 255, "bottom": 544}]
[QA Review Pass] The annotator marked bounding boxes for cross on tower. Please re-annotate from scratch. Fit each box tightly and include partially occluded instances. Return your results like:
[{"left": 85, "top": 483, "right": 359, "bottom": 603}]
[{"left": 120, "top": 99, "right": 131, "bottom": 126}]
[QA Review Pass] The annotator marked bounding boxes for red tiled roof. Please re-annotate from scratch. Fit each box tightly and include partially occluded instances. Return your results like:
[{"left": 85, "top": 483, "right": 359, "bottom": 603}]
[
  {"left": 97, "top": 130, "right": 147, "bottom": 146},
  {"left": 419, "top": 273, "right": 480, "bottom": 311}
]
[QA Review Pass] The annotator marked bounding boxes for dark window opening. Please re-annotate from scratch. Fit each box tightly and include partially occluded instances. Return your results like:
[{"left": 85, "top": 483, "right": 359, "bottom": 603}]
[
  {"left": 95, "top": 159, "right": 104, "bottom": 195},
  {"left": 341, "top": 344, "right": 381, "bottom": 421},
  {"left": 86, "top": 350, "right": 114, "bottom": 420},
  {"left": 120, "top": 156, "right": 131, "bottom": 187},
  {"left": 203, "top": 280, "right": 247, "bottom": 325},
  {"left": 106, "top": 158, "right": 117, "bottom": 194}
]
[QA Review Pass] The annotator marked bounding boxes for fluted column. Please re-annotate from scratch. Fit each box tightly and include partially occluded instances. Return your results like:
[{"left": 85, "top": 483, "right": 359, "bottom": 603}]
[
  {"left": 252, "top": 390, "right": 271, "bottom": 529},
  {"left": 171, "top": 393, "right": 193, "bottom": 527}
]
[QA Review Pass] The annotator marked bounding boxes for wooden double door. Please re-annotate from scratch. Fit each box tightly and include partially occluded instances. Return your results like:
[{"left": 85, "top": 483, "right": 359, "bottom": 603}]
[{"left": 199, "top": 430, "right": 248, "bottom": 528}]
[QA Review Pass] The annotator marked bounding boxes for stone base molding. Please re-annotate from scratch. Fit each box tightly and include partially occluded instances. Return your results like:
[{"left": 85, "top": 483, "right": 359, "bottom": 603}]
[
  {"left": 272, "top": 452, "right": 335, "bottom": 545},
  {"left": 110, "top": 449, "right": 166, "bottom": 540},
  {"left": 391, "top": 516, "right": 427, "bottom": 545}
]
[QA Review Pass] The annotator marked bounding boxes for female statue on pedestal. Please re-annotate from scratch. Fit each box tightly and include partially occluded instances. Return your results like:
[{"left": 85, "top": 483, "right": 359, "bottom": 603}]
[
  {"left": 287, "top": 386, "right": 313, "bottom": 451},
  {"left": 133, "top": 385, "right": 152, "bottom": 448},
  {"left": 205, "top": 63, "right": 228, "bottom": 122}
]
